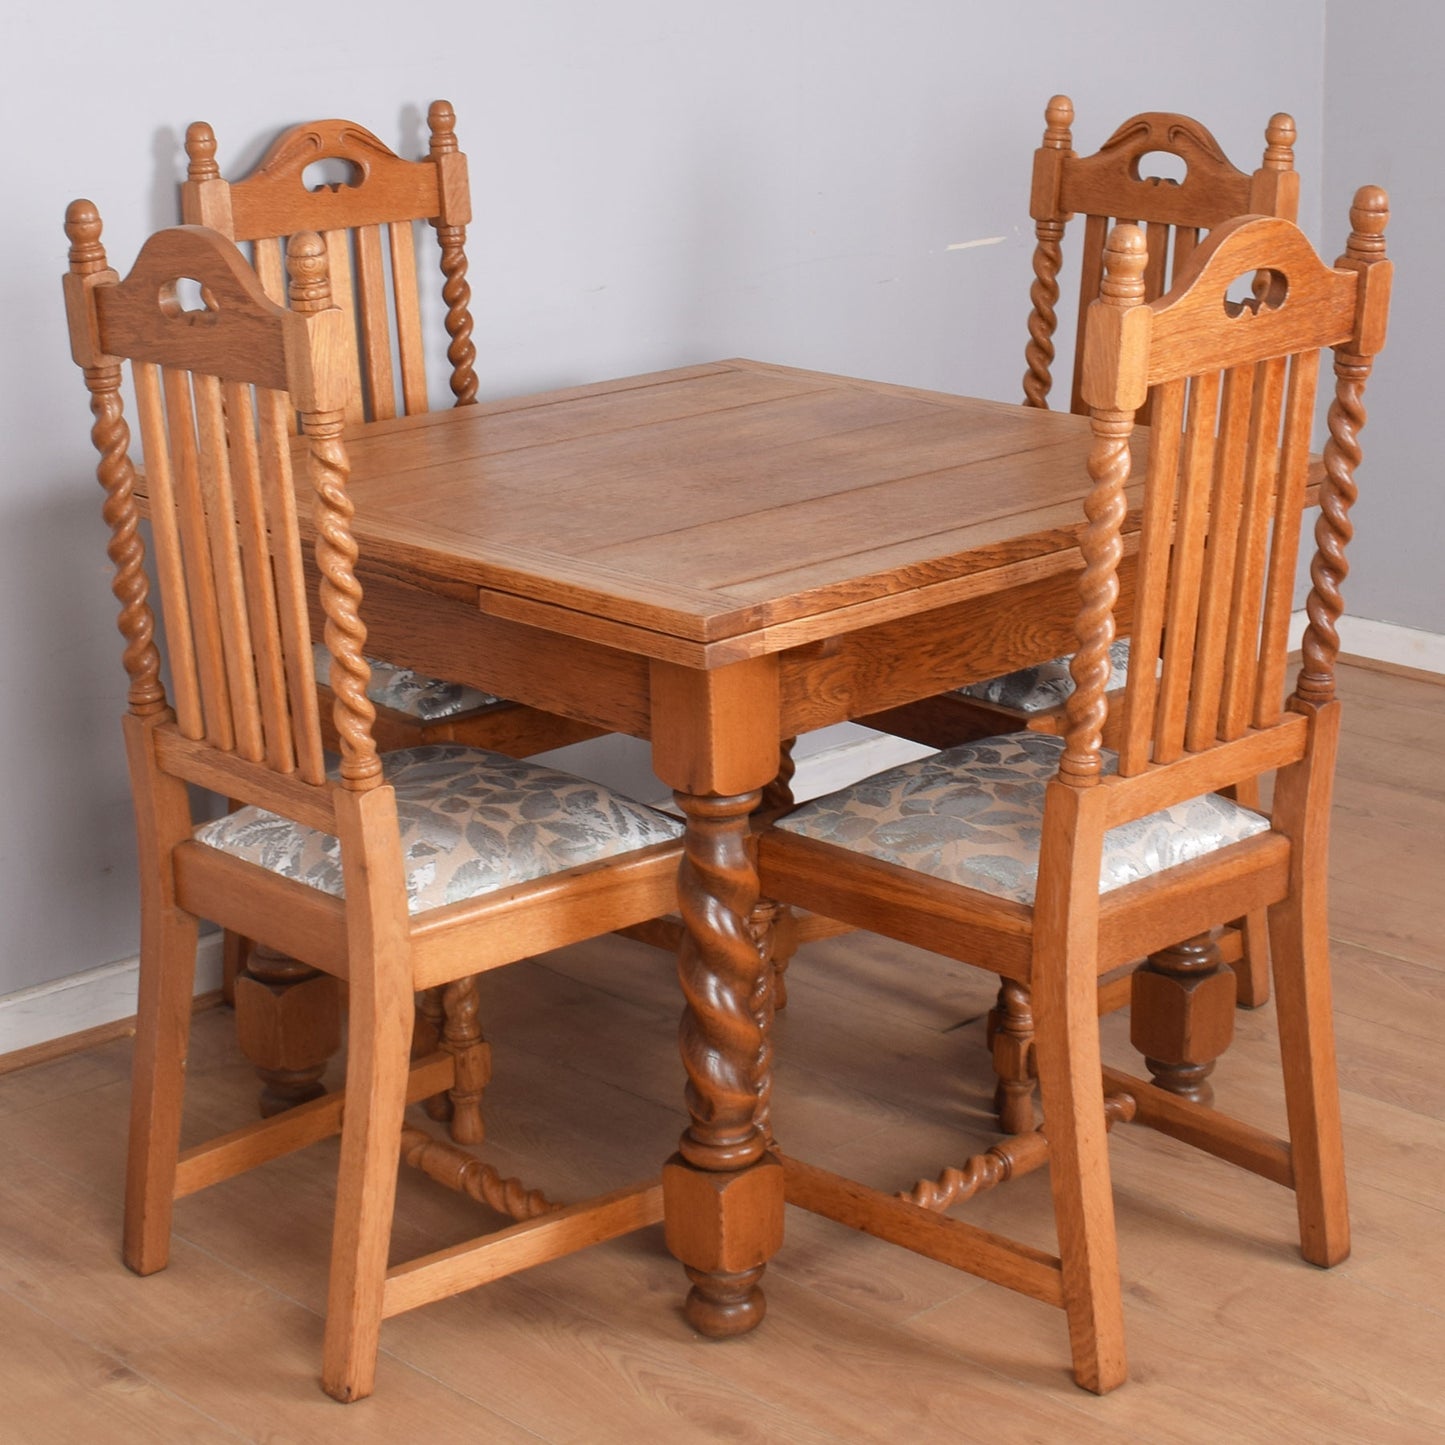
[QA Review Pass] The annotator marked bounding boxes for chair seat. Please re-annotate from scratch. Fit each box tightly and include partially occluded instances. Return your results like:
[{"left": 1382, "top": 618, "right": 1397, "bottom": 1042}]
[
  {"left": 774, "top": 731, "right": 1269, "bottom": 905},
  {"left": 195, "top": 745, "right": 682, "bottom": 914},
  {"left": 958, "top": 640, "right": 1131, "bottom": 713},
  {"left": 313, "top": 646, "right": 503, "bottom": 721}
]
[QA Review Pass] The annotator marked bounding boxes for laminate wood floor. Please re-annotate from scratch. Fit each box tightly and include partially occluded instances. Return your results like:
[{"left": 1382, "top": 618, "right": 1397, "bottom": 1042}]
[{"left": 2, "top": 662, "right": 1440, "bottom": 1443}]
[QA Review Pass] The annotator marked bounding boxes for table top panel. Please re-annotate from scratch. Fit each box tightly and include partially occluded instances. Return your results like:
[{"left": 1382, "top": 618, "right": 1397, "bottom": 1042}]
[{"left": 338, "top": 360, "right": 1115, "bottom": 646}]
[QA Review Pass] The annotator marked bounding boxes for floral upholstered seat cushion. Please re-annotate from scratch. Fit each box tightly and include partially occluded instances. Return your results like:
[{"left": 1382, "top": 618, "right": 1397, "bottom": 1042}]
[
  {"left": 774, "top": 730, "right": 1269, "bottom": 906},
  {"left": 312, "top": 646, "right": 503, "bottom": 722},
  {"left": 194, "top": 745, "right": 682, "bottom": 915},
  {"left": 959, "top": 639, "right": 1132, "bottom": 712}
]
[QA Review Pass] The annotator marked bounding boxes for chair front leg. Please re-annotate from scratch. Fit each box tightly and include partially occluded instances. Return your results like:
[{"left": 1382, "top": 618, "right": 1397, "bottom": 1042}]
[
  {"left": 321, "top": 964, "right": 415, "bottom": 1403},
  {"left": 321, "top": 786, "right": 416, "bottom": 1405},
  {"left": 1032, "top": 782, "right": 1126, "bottom": 1394},
  {"left": 1032, "top": 952, "right": 1127, "bottom": 1394}
]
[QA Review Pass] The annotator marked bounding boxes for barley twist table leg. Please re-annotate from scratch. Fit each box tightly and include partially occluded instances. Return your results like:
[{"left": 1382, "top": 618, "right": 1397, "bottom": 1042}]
[{"left": 663, "top": 788, "right": 783, "bottom": 1338}]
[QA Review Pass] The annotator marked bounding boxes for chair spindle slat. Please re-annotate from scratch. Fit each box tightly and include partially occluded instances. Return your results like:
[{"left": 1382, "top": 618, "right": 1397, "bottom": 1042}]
[
  {"left": 134, "top": 362, "right": 205, "bottom": 740},
  {"left": 1071, "top": 214, "right": 1110, "bottom": 413},
  {"left": 162, "top": 365, "right": 235, "bottom": 750},
  {"left": 223, "top": 379, "right": 296, "bottom": 773},
  {"left": 195, "top": 371, "right": 266, "bottom": 761},
  {"left": 321, "top": 229, "right": 365, "bottom": 426},
  {"left": 1186, "top": 362, "right": 1257, "bottom": 753},
  {"left": 1254, "top": 349, "right": 1320, "bottom": 727},
  {"left": 1219, "top": 354, "right": 1289, "bottom": 739},
  {"left": 1153, "top": 370, "right": 1219, "bottom": 762},
  {"left": 1171, "top": 227, "right": 1199, "bottom": 283},
  {"left": 251, "top": 237, "right": 287, "bottom": 306},
  {"left": 1138, "top": 220, "right": 1175, "bottom": 425},
  {"left": 389, "top": 221, "right": 428, "bottom": 415},
  {"left": 255, "top": 386, "right": 327, "bottom": 784},
  {"left": 1142, "top": 220, "right": 1171, "bottom": 298},
  {"left": 1117, "top": 376, "right": 1185, "bottom": 776},
  {"left": 353, "top": 223, "right": 396, "bottom": 421}
]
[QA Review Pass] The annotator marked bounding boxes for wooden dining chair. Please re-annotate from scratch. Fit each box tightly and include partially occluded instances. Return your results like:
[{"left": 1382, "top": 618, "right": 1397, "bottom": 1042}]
[
  {"left": 759, "top": 190, "right": 1391, "bottom": 1392},
  {"left": 64, "top": 207, "right": 686, "bottom": 1402},
  {"left": 179, "top": 105, "right": 650, "bottom": 1113},
  {"left": 856, "top": 98, "right": 1304, "bottom": 1137}
]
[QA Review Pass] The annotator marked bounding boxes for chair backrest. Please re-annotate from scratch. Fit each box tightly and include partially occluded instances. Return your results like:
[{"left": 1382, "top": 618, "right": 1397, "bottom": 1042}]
[
  {"left": 1056, "top": 188, "right": 1392, "bottom": 800},
  {"left": 1024, "top": 96, "right": 1299, "bottom": 421},
  {"left": 63, "top": 204, "right": 384, "bottom": 807},
  {"left": 182, "top": 103, "right": 475, "bottom": 428}
]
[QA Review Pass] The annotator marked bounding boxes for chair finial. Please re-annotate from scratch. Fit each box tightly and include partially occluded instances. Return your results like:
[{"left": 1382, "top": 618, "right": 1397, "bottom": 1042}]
[
  {"left": 428, "top": 100, "right": 458, "bottom": 155},
  {"left": 1099, "top": 223, "right": 1148, "bottom": 305},
  {"left": 1264, "top": 113, "right": 1296, "bottom": 171},
  {"left": 185, "top": 121, "right": 220, "bottom": 182},
  {"left": 286, "top": 230, "right": 332, "bottom": 313},
  {"left": 64, "top": 198, "right": 107, "bottom": 274},
  {"left": 1347, "top": 184, "right": 1389, "bottom": 258},
  {"left": 1043, "top": 95, "right": 1073, "bottom": 150}
]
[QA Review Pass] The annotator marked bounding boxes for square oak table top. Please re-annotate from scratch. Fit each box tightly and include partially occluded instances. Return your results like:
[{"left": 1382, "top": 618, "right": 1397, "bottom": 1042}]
[{"left": 332, "top": 358, "right": 1130, "bottom": 672}]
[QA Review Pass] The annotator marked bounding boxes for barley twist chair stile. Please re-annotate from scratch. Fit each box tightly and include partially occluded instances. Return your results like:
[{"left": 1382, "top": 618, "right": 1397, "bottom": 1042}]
[
  {"left": 758, "top": 191, "right": 1391, "bottom": 1392},
  {"left": 64, "top": 207, "right": 688, "bottom": 1402}
]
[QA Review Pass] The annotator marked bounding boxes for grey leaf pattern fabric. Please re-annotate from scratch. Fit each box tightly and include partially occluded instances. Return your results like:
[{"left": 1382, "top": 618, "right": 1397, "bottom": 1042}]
[
  {"left": 312, "top": 645, "right": 503, "bottom": 721},
  {"left": 195, "top": 745, "right": 682, "bottom": 915},
  {"left": 959, "top": 639, "right": 1132, "bottom": 712},
  {"left": 774, "top": 730, "right": 1269, "bottom": 905}
]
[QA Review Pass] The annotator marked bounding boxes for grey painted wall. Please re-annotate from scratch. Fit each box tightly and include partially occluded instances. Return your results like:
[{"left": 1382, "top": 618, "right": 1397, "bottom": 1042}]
[
  {"left": 1323, "top": 0, "right": 1445, "bottom": 635},
  {"left": 2, "top": 0, "right": 1328, "bottom": 994}
]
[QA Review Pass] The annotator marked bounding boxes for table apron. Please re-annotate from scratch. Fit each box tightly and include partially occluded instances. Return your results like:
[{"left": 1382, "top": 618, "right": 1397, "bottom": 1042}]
[
  {"left": 329, "top": 557, "right": 1135, "bottom": 746},
  {"left": 321, "top": 568, "right": 654, "bottom": 738},
  {"left": 778, "top": 561, "right": 1136, "bottom": 735}
]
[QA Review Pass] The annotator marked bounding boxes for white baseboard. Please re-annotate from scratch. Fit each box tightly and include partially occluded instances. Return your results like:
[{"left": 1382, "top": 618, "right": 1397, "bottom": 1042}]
[
  {"left": 641, "top": 727, "right": 935, "bottom": 816},
  {"left": 1288, "top": 610, "right": 1444, "bottom": 675},
  {"left": 0, "top": 933, "right": 224, "bottom": 1059},
  {"left": 788, "top": 729, "right": 936, "bottom": 801}
]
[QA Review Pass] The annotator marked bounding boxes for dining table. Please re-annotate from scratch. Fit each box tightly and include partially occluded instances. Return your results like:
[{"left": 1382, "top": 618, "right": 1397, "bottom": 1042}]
[{"left": 311, "top": 354, "right": 1150, "bottom": 1335}]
